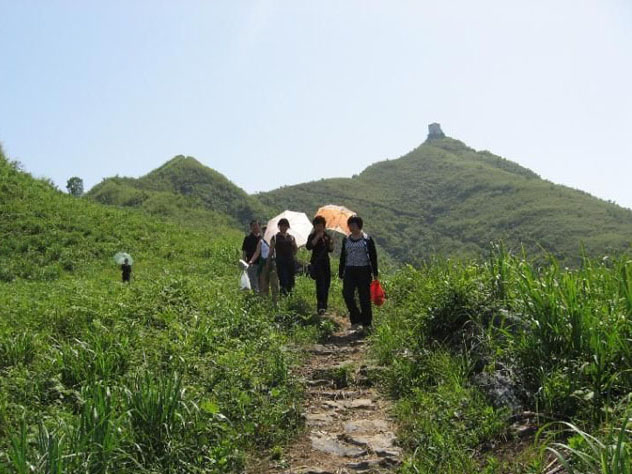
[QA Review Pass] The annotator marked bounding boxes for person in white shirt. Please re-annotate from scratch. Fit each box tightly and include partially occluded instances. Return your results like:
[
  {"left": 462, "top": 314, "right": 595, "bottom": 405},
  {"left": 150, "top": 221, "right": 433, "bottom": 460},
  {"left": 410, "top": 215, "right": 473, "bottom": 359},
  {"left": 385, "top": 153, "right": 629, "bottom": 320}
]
[{"left": 248, "top": 225, "right": 279, "bottom": 300}]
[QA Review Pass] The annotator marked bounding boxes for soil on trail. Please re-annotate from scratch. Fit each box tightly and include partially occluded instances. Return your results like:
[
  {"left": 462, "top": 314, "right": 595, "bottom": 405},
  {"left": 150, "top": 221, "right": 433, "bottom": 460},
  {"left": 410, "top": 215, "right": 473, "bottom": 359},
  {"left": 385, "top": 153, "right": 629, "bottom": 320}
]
[{"left": 254, "top": 314, "right": 402, "bottom": 474}]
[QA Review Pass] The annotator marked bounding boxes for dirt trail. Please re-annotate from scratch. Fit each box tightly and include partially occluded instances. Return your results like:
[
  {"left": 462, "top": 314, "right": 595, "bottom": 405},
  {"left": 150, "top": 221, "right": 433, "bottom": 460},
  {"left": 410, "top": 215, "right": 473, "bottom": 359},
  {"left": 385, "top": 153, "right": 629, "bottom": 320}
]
[{"left": 257, "top": 314, "right": 402, "bottom": 474}]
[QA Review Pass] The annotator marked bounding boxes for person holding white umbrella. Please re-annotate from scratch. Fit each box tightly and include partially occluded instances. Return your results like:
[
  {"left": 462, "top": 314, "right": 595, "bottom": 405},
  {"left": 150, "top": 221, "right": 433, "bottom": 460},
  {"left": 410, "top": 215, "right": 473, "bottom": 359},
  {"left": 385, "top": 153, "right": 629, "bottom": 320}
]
[
  {"left": 114, "top": 252, "right": 133, "bottom": 283},
  {"left": 268, "top": 218, "right": 298, "bottom": 295}
]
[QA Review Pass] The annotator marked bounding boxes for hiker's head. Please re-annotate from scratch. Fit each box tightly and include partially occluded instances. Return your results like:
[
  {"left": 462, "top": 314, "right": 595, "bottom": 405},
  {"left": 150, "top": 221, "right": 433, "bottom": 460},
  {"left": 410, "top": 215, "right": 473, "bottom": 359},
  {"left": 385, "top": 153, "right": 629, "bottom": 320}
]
[
  {"left": 124, "top": 258, "right": 129, "bottom": 264},
  {"left": 278, "top": 218, "right": 290, "bottom": 233},
  {"left": 347, "top": 215, "right": 363, "bottom": 233},
  {"left": 249, "top": 220, "right": 260, "bottom": 234},
  {"left": 313, "top": 215, "right": 326, "bottom": 232}
]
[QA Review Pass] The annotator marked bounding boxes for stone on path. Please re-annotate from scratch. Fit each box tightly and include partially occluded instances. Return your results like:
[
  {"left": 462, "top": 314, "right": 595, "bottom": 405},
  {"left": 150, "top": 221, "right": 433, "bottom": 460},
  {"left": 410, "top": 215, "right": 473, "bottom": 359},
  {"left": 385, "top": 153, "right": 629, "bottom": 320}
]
[
  {"left": 344, "top": 398, "right": 374, "bottom": 409},
  {"left": 346, "top": 458, "right": 383, "bottom": 470},
  {"left": 305, "top": 412, "right": 334, "bottom": 426},
  {"left": 308, "top": 344, "right": 336, "bottom": 355},
  {"left": 310, "top": 434, "right": 367, "bottom": 458},
  {"left": 314, "top": 390, "right": 362, "bottom": 400},
  {"left": 344, "top": 420, "right": 390, "bottom": 433},
  {"left": 297, "top": 468, "right": 334, "bottom": 474},
  {"left": 343, "top": 432, "right": 397, "bottom": 451},
  {"left": 323, "top": 400, "right": 345, "bottom": 410},
  {"left": 375, "top": 447, "right": 402, "bottom": 458}
]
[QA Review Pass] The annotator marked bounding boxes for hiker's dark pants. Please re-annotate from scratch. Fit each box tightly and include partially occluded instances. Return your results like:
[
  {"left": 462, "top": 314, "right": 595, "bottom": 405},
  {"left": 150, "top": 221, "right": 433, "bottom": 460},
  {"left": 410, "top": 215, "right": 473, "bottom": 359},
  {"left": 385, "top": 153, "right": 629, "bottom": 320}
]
[
  {"left": 314, "top": 265, "right": 331, "bottom": 311},
  {"left": 342, "top": 266, "right": 372, "bottom": 326},
  {"left": 276, "top": 257, "right": 295, "bottom": 296}
]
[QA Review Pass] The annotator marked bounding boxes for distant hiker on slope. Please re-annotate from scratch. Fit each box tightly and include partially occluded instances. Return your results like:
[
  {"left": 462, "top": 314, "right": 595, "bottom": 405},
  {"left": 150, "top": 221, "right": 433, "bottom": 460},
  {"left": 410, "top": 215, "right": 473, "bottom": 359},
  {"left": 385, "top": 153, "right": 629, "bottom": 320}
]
[
  {"left": 339, "top": 215, "right": 378, "bottom": 332},
  {"left": 242, "top": 220, "right": 262, "bottom": 292},
  {"left": 121, "top": 258, "right": 132, "bottom": 283},
  {"left": 306, "top": 215, "right": 334, "bottom": 315},
  {"left": 269, "top": 218, "right": 298, "bottom": 296},
  {"left": 248, "top": 225, "right": 279, "bottom": 300}
]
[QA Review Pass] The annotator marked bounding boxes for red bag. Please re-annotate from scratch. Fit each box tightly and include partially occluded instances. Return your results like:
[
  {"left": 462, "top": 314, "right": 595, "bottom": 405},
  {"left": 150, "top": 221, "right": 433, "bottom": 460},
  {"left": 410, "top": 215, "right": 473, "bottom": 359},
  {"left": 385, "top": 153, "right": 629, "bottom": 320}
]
[{"left": 370, "top": 280, "right": 386, "bottom": 306}]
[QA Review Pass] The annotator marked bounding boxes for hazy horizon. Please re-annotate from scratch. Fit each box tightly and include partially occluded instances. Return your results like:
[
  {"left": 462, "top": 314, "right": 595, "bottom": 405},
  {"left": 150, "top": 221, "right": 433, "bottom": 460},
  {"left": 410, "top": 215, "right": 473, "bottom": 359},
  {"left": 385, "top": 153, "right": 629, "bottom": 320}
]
[{"left": 1, "top": 1, "right": 631, "bottom": 206}]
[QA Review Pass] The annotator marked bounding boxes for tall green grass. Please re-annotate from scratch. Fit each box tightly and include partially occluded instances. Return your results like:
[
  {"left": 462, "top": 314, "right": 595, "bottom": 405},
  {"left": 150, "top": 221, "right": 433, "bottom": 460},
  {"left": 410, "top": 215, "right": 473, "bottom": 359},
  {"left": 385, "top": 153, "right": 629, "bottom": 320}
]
[{"left": 372, "top": 246, "right": 632, "bottom": 472}]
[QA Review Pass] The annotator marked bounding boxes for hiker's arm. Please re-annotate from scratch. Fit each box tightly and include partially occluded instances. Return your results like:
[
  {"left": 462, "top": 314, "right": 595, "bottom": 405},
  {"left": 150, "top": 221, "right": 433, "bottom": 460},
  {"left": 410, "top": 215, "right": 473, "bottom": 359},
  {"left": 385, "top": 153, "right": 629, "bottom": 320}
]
[
  {"left": 338, "top": 238, "right": 346, "bottom": 279},
  {"left": 369, "top": 237, "right": 378, "bottom": 278},
  {"left": 292, "top": 237, "right": 298, "bottom": 255},
  {"left": 249, "top": 241, "right": 262, "bottom": 265},
  {"left": 241, "top": 238, "right": 248, "bottom": 261},
  {"left": 306, "top": 232, "right": 317, "bottom": 250},
  {"left": 327, "top": 235, "right": 334, "bottom": 252},
  {"left": 267, "top": 237, "right": 276, "bottom": 263}
]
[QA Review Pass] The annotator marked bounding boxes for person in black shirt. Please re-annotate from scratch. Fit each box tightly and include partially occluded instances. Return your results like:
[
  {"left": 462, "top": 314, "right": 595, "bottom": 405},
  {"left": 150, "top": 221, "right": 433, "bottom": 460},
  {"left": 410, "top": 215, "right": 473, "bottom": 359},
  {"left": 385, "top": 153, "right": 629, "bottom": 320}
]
[
  {"left": 241, "top": 220, "right": 261, "bottom": 292},
  {"left": 306, "top": 215, "right": 334, "bottom": 314},
  {"left": 121, "top": 258, "right": 132, "bottom": 283},
  {"left": 269, "top": 218, "right": 297, "bottom": 296},
  {"left": 339, "top": 215, "right": 378, "bottom": 330}
]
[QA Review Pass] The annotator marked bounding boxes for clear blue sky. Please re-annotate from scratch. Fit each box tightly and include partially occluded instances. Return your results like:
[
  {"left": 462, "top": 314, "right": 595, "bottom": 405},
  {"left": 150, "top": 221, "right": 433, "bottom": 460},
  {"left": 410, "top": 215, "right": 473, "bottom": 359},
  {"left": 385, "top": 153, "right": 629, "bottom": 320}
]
[{"left": 1, "top": 1, "right": 631, "bottom": 207}]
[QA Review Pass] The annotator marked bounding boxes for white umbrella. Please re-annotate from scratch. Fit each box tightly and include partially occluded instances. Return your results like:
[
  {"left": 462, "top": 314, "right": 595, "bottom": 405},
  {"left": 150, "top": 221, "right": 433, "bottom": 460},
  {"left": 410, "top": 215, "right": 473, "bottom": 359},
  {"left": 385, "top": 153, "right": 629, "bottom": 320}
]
[
  {"left": 264, "top": 210, "right": 313, "bottom": 247},
  {"left": 114, "top": 252, "right": 134, "bottom": 265}
]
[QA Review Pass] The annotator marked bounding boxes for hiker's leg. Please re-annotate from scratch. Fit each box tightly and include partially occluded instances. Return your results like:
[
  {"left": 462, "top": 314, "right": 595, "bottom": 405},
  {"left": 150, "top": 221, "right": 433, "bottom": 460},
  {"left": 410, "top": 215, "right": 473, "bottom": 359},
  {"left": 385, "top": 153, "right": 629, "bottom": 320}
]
[
  {"left": 358, "top": 267, "right": 373, "bottom": 327},
  {"left": 277, "top": 259, "right": 290, "bottom": 295},
  {"left": 247, "top": 265, "right": 259, "bottom": 292},
  {"left": 343, "top": 268, "right": 361, "bottom": 324},
  {"left": 316, "top": 269, "right": 331, "bottom": 311},
  {"left": 314, "top": 268, "right": 325, "bottom": 311},
  {"left": 269, "top": 262, "right": 279, "bottom": 303},
  {"left": 287, "top": 261, "right": 296, "bottom": 293},
  {"left": 259, "top": 261, "right": 269, "bottom": 296}
]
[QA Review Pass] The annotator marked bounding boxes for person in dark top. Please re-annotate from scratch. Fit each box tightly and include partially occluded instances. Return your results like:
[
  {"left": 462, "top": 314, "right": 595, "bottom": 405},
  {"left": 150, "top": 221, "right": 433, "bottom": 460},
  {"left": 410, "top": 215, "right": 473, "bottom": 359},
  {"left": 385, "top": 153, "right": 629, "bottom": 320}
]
[
  {"left": 241, "top": 220, "right": 261, "bottom": 292},
  {"left": 339, "top": 215, "right": 378, "bottom": 330},
  {"left": 306, "top": 215, "right": 334, "bottom": 315},
  {"left": 269, "top": 218, "right": 297, "bottom": 296},
  {"left": 121, "top": 258, "right": 132, "bottom": 283}
]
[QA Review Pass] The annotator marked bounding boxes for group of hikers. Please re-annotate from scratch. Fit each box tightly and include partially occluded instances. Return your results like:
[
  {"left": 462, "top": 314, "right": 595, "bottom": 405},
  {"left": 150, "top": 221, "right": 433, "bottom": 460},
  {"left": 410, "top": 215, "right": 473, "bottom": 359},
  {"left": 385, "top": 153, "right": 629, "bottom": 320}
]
[{"left": 241, "top": 214, "right": 379, "bottom": 330}]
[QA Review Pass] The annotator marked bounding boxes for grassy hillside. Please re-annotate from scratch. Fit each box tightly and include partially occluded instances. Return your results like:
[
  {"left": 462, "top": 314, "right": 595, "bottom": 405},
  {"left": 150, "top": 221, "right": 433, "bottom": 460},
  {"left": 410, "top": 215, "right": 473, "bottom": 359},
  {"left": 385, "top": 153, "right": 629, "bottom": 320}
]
[
  {"left": 259, "top": 137, "right": 632, "bottom": 264},
  {"left": 87, "top": 155, "right": 270, "bottom": 228},
  {"left": 373, "top": 247, "right": 632, "bottom": 472},
  {"left": 4, "top": 145, "right": 632, "bottom": 472},
  {"left": 0, "top": 148, "right": 336, "bottom": 472}
]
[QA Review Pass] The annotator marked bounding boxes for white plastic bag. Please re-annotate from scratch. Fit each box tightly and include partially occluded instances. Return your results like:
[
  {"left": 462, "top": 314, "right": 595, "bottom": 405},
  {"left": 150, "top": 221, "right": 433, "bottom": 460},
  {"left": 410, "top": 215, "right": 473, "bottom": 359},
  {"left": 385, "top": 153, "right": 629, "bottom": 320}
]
[{"left": 240, "top": 269, "right": 251, "bottom": 290}]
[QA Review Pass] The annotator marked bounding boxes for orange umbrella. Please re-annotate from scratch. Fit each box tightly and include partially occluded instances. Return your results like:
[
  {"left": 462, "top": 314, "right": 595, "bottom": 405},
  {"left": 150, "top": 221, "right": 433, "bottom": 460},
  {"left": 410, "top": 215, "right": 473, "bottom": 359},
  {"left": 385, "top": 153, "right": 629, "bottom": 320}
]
[{"left": 315, "top": 205, "right": 356, "bottom": 236}]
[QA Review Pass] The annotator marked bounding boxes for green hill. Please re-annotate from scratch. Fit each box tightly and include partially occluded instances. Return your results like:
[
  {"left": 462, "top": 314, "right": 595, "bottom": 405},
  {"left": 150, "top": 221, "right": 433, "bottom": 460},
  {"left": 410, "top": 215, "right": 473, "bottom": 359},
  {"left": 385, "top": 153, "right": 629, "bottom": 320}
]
[
  {"left": 0, "top": 152, "right": 243, "bottom": 282},
  {"left": 258, "top": 132, "right": 632, "bottom": 264},
  {"left": 87, "top": 155, "right": 269, "bottom": 227},
  {"left": 83, "top": 128, "right": 632, "bottom": 265},
  {"left": 0, "top": 146, "right": 332, "bottom": 472}
]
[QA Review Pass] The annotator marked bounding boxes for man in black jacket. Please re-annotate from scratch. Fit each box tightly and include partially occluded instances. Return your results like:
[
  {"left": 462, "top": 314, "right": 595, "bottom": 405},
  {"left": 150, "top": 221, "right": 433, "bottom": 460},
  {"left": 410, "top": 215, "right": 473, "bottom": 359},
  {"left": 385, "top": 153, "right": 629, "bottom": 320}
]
[
  {"left": 339, "top": 215, "right": 378, "bottom": 330},
  {"left": 241, "top": 220, "right": 261, "bottom": 292}
]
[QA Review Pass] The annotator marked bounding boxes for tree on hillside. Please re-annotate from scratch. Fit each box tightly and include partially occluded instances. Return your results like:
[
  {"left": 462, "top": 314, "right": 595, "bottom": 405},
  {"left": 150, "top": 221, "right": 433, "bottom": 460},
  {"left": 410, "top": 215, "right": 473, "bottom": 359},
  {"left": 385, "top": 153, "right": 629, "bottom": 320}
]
[{"left": 66, "top": 177, "right": 84, "bottom": 197}]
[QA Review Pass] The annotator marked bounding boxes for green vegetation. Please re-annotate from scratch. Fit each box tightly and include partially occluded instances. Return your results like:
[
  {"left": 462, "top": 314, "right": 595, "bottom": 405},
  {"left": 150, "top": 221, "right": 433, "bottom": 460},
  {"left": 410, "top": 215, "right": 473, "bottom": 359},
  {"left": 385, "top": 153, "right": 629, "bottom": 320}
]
[
  {"left": 371, "top": 246, "right": 632, "bottom": 472},
  {"left": 87, "top": 155, "right": 270, "bottom": 228},
  {"left": 0, "top": 149, "right": 338, "bottom": 472},
  {"left": 259, "top": 137, "right": 632, "bottom": 265},
  {"left": 6, "top": 136, "right": 632, "bottom": 473}
]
